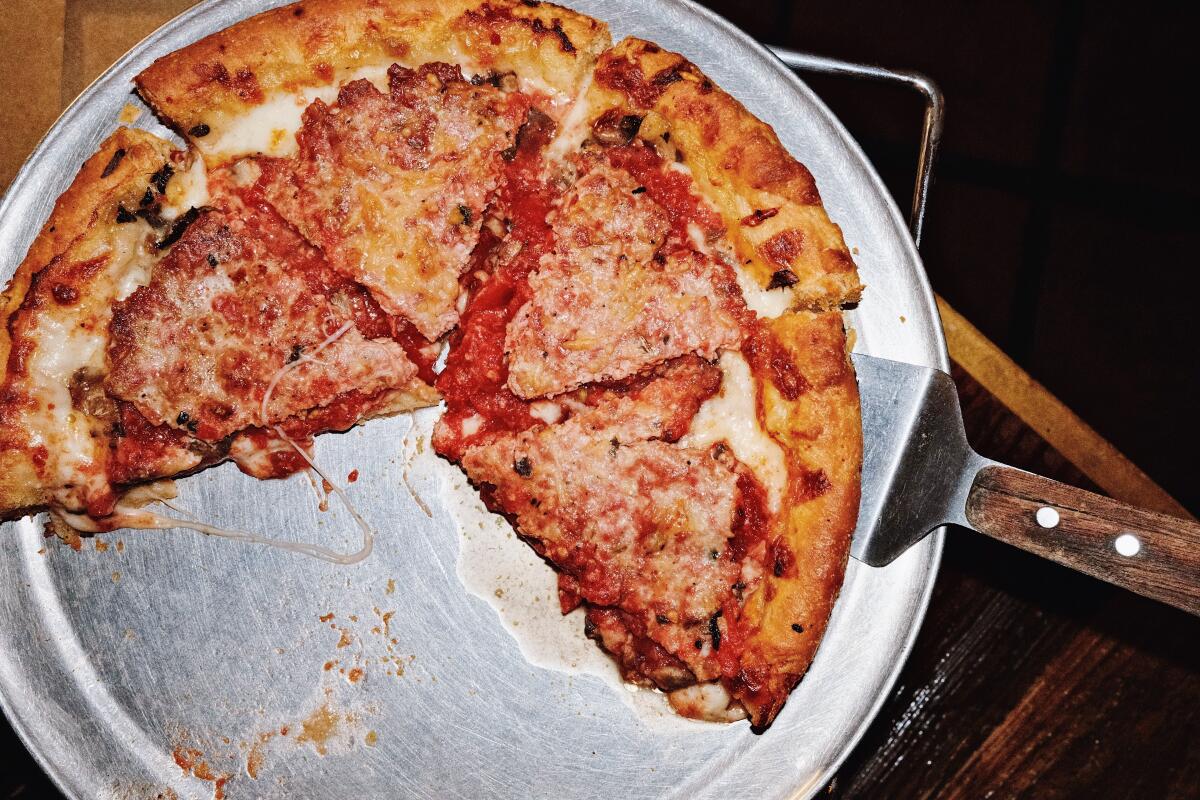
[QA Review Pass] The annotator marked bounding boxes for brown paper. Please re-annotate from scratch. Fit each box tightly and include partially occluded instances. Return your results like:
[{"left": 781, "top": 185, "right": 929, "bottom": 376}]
[
  {"left": 1, "top": 0, "right": 197, "bottom": 192},
  {"left": 0, "top": 0, "right": 66, "bottom": 190}
]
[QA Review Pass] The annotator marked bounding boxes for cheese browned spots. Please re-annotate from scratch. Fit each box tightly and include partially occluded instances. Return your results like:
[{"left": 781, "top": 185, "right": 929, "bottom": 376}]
[
  {"left": 461, "top": 358, "right": 763, "bottom": 683},
  {"left": 257, "top": 62, "right": 529, "bottom": 340},
  {"left": 106, "top": 189, "right": 419, "bottom": 442},
  {"left": 550, "top": 154, "right": 670, "bottom": 261},
  {"left": 505, "top": 157, "right": 747, "bottom": 399}
]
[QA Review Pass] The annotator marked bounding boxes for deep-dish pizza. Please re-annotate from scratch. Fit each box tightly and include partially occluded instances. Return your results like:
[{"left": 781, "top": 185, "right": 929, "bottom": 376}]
[{"left": 0, "top": 0, "right": 862, "bottom": 730}]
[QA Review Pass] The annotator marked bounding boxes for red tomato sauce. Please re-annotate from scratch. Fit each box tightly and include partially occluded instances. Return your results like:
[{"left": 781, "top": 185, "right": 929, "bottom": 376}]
[
  {"left": 594, "top": 55, "right": 677, "bottom": 109},
  {"left": 279, "top": 388, "right": 385, "bottom": 442},
  {"left": 604, "top": 142, "right": 725, "bottom": 244},
  {"left": 108, "top": 401, "right": 195, "bottom": 487},
  {"left": 435, "top": 109, "right": 559, "bottom": 460},
  {"left": 231, "top": 386, "right": 392, "bottom": 480},
  {"left": 714, "top": 471, "right": 773, "bottom": 680},
  {"left": 728, "top": 471, "right": 771, "bottom": 564},
  {"left": 743, "top": 322, "right": 809, "bottom": 401}
]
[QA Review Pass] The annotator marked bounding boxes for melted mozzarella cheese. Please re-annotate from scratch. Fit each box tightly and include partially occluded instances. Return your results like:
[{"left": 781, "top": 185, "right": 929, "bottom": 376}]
[
  {"left": 710, "top": 237, "right": 793, "bottom": 320},
  {"left": 25, "top": 318, "right": 113, "bottom": 506},
  {"left": 667, "top": 682, "right": 747, "bottom": 723},
  {"left": 529, "top": 400, "right": 563, "bottom": 424},
  {"left": 110, "top": 220, "right": 158, "bottom": 301},
  {"left": 199, "top": 65, "right": 391, "bottom": 161},
  {"left": 732, "top": 264, "right": 793, "bottom": 319},
  {"left": 25, "top": 314, "right": 100, "bottom": 467},
  {"left": 686, "top": 222, "right": 709, "bottom": 253},
  {"left": 20, "top": 216, "right": 164, "bottom": 506},
  {"left": 201, "top": 90, "right": 332, "bottom": 161},
  {"left": 543, "top": 72, "right": 595, "bottom": 162},
  {"left": 681, "top": 350, "right": 788, "bottom": 513},
  {"left": 161, "top": 156, "right": 210, "bottom": 220}
]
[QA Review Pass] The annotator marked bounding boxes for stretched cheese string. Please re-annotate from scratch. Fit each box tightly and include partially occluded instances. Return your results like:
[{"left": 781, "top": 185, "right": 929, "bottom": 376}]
[
  {"left": 256, "top": 319, "right": 374, "bottom": 560},
  {"left": 56, "top": 319, "right": 379, "bottom": 564},
  {"left": 269, "top": 422, "right": 374, "bottom": 562},
  {"left": 258, "top": 318, "right": 352, "bottom": 511},
  {"left": 57, "top": 504, "right": 373, "bottom": 564},
  {"left": 260, "top": 321, "right": 353, "bottom": 424}
]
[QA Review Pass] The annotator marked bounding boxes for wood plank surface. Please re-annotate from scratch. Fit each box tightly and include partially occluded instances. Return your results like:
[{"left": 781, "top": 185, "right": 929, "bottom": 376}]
[{"left": 827, "top": 366, "right": 1200, "bottom": 799}]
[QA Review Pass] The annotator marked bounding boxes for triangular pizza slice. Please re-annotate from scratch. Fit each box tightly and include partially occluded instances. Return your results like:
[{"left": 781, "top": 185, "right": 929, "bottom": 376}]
[{"left": 0, "top": 128, "right": 439, "bottom": 537}]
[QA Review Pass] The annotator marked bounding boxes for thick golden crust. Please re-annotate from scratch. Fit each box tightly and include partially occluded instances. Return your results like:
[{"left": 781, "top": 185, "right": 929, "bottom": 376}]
[
  {"left": 0, "top": 128, "right": 177, "bottom": 520},
  {"left": 737, "top": 311, "right": 861, "bottom": 727},
  {"left": 586, "top": 38, "right": 863, "bottom": 310},
  {"left": 135, "top": 0, "right": 610, "bottom": 160}
]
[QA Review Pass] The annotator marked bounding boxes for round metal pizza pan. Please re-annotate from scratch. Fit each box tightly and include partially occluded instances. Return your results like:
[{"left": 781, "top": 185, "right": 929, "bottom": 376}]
[{"left": 0, "top": 1, "right": 948, "bottom": 797}]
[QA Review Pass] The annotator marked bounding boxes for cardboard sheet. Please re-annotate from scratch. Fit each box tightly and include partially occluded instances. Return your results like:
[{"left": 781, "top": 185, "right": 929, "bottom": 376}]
[{"left": 1, "top": 0, "right": 197, "bottom": 190}]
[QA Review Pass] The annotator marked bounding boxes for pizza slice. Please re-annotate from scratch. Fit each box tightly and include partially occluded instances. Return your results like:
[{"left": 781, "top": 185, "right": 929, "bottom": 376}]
[
  {"left": 435, "top": 37, "right": 862, "bottom": 730},
  {"left": 0, "top": 129, "right": 437, "bottom": 545},
  {"left": 134, "top": 0, "right": 613, "bottom": 341},
  {"left": 251, "top": 61, "right": 530, "bottom": 340},
  {"left": 105, "top": 175, "right": 439, "bottom": 479}
]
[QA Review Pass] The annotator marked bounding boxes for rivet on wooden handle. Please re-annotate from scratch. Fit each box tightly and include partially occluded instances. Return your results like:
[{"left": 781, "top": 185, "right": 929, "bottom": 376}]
[{"left": 965, "top": 465, "right": 1200, "bottom": 616}]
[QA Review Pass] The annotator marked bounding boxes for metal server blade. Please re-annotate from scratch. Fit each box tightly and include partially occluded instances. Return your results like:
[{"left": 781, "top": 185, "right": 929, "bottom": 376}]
[{"left": 851, "top": 352, "right": 991, "bottom": 566}]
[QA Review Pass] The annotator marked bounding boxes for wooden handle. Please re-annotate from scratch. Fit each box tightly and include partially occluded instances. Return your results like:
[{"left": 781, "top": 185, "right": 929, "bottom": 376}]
[{"left": 966, "top": 465, "right": 1200, "bottom": 616}]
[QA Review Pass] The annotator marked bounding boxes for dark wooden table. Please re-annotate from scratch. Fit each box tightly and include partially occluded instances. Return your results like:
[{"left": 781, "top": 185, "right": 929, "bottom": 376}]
[
  {"left": 826, "top": 363, "right": 1199, "bottom": 799},
  {"left": 1, "top": 3, "right": 1196, "bottom": 798}
]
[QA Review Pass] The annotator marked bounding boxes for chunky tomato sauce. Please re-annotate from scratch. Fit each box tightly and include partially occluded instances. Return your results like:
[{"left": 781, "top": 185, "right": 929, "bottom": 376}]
[
  {"left": 605, "top": 143, "right": 725, "bottom": 245},
  {"left": 728, "top": 471, "right": 771, "bottom": 563},
  {"left": 108, "top": 401, "right": 196, "bottom": 488},
  {"left": 586, "top": 606, "right": 693, "bottom": 688},
  {"left": 234, "top": 387, "right": 400, "bottom": 480},
  {"left": 722, "top": 480, "right": 788, "bottom": 720},
  {"left": 707, "top": 470, "right": 771, "bottom": 675},
  {"left": 434, "top": 109, "right": 558, "bottom": 460}
]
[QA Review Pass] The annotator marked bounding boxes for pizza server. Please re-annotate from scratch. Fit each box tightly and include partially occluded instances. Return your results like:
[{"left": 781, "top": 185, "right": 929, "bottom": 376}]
[{"left": 852, "top": 352, "right": 1200, "bottom": 615}]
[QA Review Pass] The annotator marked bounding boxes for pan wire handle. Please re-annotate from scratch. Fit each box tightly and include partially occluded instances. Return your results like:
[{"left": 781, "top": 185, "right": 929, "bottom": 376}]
[{"left": 767, "top": 47, "right": 944, "bottom": 249}]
